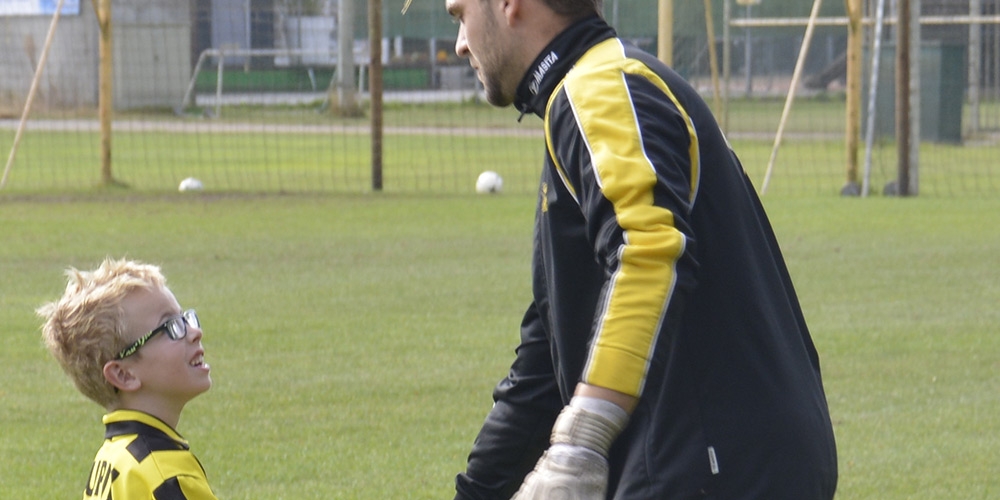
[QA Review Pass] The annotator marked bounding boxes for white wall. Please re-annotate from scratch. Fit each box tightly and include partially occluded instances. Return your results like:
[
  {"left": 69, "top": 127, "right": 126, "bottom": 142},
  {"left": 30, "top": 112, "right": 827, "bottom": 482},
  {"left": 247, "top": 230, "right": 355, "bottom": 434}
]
[{"left": 0, "top": 0, "right": 191, "bottom": 113}]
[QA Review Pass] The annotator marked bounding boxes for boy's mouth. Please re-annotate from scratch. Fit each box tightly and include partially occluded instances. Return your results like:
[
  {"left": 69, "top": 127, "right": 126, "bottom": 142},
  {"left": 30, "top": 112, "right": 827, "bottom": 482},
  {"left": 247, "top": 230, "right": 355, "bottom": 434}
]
[{"left": 190, "top": 353, "right": 206, "bottom": 367}]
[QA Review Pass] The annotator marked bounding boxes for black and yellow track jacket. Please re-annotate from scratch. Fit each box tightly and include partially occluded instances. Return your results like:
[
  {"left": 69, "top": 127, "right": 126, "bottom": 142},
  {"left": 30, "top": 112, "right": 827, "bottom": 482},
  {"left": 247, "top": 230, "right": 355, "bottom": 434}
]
[{"left": 455, "top": 16, "right": 837, "bottom": 500}]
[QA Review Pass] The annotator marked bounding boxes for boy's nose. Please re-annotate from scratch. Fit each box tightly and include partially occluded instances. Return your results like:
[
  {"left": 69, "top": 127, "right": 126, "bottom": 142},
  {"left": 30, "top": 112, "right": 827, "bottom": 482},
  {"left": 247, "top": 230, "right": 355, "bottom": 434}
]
[{"left": 187, "top": 323, "right": 203, "bottom": 342}]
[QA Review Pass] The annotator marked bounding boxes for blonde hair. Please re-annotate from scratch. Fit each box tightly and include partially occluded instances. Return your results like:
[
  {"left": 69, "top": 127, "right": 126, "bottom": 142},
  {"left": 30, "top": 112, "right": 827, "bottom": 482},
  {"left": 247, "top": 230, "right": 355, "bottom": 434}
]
[{"left": 38, "top": 258, "right": 166, "bottom": 409}]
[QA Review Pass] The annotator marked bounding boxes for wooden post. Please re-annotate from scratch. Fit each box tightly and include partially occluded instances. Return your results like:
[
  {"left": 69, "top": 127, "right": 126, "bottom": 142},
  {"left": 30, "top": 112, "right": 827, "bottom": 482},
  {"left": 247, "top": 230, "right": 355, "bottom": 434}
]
[
  {"left": 969, "top": 0, "right": 981, "bottom": 135},
  {"left": 722, "top": 0, "right": 731, "bottom": 132},
  {"left": 896, "top": 0, "right": 911, "bottom": 196},
  {"left": 658, "top": 0, "right": 673, "bottom": 66},
  {"left": 843, "top": 0, "right": 862, "bottom": 194},
  {"left": 97, "top": 0, "right": 114, "bottom": 186},
  {"left": 369, "top": 0, "right": 383, "bottom": 191},
  {"left": 908, "top": 0, "right": 920, "bottom": 195},
  {"left": 704, "top": 0, "right": 721, "bottom": 117}
]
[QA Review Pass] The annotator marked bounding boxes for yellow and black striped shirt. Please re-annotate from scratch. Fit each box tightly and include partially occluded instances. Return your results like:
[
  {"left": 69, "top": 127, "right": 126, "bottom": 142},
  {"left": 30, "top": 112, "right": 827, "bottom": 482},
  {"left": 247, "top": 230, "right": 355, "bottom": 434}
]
[{"left": 84, "top": 410, "right": 217, "bottom": 500}]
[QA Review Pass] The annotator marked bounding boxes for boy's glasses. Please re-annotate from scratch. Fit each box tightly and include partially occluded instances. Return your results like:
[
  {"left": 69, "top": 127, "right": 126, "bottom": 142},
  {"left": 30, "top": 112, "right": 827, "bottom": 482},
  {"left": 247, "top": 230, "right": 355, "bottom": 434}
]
[{"left": 116, "top": 309, "right": 199, "bottom": 359}]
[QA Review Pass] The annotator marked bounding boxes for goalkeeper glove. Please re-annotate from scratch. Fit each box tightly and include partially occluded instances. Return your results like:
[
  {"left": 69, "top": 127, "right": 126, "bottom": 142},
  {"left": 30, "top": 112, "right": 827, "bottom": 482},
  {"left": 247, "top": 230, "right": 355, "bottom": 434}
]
[{"left": 511, "top": 396, "right": 629, "bottom": 500}]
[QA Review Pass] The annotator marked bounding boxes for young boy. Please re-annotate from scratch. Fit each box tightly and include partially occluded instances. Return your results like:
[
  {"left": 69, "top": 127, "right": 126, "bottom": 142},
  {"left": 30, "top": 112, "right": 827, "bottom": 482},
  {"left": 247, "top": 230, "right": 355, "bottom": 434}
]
[{"left": 38, "top": 257, "right": 218, "bottom": 499}]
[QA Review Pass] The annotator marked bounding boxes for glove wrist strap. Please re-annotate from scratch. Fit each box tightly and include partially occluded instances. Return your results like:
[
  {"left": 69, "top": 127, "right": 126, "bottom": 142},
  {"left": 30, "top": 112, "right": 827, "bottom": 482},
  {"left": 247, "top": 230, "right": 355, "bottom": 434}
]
[{"left": 550, "top": 396, "right": 628, "bottom": 458}]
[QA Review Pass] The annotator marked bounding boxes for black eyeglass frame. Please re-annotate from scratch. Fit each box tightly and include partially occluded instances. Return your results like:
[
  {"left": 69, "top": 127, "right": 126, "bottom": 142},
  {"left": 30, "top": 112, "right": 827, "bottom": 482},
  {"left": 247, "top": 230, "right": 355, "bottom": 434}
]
[{"left": 116, "top": 309, "right": 199, "bottom": 360}]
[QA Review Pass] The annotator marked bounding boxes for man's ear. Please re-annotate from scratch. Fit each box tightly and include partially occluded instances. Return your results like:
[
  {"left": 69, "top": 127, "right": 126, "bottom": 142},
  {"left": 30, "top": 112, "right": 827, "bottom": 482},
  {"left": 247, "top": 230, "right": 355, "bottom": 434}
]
[
  {"left": 501, "top": 0, "right": 521, "bottom": 25},
  {"left": 104, "top": 360, "right": 141, "bottom": 392}
]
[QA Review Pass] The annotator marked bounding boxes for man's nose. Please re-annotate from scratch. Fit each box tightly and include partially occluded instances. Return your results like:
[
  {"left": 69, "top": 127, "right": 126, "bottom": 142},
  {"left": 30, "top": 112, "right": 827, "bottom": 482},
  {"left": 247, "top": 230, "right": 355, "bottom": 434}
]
[{"left": 455, "top": 24, "right": 470, "bottom": 58}]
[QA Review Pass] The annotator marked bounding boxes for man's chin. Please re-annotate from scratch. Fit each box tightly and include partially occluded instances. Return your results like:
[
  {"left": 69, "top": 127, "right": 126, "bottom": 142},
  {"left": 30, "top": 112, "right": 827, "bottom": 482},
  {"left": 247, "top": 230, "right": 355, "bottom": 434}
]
[{"left": 483, "top": 87, "right": 514, "bottom": 108}]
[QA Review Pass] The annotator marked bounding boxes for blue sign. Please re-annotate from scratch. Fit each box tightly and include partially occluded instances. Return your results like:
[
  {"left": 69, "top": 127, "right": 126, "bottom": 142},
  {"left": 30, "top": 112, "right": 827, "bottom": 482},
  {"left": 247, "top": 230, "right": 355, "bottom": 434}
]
[{"left": 0, "top": 0, "right": 81, "bottom": 16}]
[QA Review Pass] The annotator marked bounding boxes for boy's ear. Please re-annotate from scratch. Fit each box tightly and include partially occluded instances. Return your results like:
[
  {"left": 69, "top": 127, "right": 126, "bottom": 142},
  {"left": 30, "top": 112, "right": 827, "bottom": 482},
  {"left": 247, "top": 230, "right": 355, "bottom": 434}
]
[{"left": 103, "top": 360, "right": 141, "bottom": 392}]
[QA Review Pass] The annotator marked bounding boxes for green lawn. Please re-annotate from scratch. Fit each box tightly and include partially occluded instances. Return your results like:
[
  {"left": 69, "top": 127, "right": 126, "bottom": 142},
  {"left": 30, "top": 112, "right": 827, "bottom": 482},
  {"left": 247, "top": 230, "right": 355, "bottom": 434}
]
[{"left": 1, "top": 192, "right": 998, "bottom": 498}]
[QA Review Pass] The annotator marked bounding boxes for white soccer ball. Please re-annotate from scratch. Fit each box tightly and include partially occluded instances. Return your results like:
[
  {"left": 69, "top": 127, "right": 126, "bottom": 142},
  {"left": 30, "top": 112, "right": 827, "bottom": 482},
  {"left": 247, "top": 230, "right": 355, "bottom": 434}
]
[
  {"left": 178, "top": 177, "right": 204, "bottom": 192},
  {"left": 475, "top": 170, "right": 503, "bottom": 194}
]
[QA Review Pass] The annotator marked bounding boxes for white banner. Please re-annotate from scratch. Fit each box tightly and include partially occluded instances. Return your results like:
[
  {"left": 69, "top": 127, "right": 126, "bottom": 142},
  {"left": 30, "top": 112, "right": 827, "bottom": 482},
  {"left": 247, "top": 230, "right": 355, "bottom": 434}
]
[{"left": 0, "top": 0, "right": 80, "bottom": 16}]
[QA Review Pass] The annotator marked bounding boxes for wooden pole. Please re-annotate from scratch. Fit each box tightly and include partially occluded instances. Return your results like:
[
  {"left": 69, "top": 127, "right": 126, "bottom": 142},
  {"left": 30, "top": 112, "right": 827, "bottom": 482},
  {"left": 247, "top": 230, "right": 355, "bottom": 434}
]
[
  {"left": 722, "top": 0, "right": 731, "bottom": 132},
  {"left": 0, "top": 0, "right": 67, "bottom": 189},
  {"left": 97, "top": 0, "right": 114, "bottom": 186},
  {"left": 907, "top": 0, "right": 920, "bottom": 195},
  {"left": 760, "top": 0, "right": 823, "bottom": 194},
  {"left": 969, "top": 0, "right": 981, "bottom": 135},
  {"left": 896, "top": 0, "right": 911, "bottom": 196},
  {"left": 369, "top": 0, "right": 383, "bottom": 191},
  {"left": 658, "top": 0, "right": 673, "bottom": 66},
  {"left": 843, "top": 0, "right": 863, "bottom": 194},
  {"left": 704, "top": 0, "right": 722, "bottom": 117}
]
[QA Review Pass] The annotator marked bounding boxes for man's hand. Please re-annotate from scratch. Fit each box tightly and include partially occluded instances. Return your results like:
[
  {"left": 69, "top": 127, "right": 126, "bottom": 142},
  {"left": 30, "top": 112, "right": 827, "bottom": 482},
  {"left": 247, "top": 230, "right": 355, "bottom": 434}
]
[
  {"left": 511, "top": 444, "right": 608, "bottom": 500},
  {"left": 511, "top": 396, "right": 629, "bottom": 500}
]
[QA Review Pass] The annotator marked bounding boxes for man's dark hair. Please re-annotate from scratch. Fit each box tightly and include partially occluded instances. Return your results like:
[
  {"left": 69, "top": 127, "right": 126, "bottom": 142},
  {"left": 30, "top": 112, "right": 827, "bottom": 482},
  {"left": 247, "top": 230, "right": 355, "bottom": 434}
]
[
  {"left": 524, "top": 0, "right": 604, "bottom": 19},
  {"left": 543, "top": 0, "right": 602, "bottom": 17},
  {"left": 476, "top": 0, "right": 602, "bottom": 17}
]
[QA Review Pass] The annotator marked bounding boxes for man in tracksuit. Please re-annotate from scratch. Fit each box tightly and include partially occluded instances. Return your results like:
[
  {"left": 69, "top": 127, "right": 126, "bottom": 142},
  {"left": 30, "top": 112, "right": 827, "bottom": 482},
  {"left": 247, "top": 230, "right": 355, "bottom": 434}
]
[{"left": 446, "top": 1, "right": 838, "bottom": 498}]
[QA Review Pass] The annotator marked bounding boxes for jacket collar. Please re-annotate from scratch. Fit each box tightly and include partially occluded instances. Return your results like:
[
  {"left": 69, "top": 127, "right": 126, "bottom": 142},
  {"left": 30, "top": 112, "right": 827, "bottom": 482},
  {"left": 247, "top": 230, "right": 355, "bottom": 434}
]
[
  {"left": 103, "top": 409, "right": 189, "bottom": 448},
  {"left": 514, "top": 15, "right": 617, "bottom": 119}
]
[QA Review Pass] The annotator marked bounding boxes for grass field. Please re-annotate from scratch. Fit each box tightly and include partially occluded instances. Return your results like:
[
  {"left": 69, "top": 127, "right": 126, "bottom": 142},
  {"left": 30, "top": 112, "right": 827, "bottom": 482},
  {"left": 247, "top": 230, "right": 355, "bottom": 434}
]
[{"left": 1, "top": 191, "right": 998, "bottom": 498}]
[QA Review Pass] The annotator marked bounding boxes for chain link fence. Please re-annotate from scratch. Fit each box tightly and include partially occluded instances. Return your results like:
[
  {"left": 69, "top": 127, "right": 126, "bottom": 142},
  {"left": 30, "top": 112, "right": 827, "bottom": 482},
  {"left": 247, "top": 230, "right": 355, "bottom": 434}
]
[{"left": 1, "top": 0, "right": 998, "bottom": 196}]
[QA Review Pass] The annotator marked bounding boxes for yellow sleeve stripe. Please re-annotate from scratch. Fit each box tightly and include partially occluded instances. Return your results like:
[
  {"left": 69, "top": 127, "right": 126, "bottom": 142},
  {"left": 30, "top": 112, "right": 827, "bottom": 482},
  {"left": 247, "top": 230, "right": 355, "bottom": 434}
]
[
  {"left": 619, "top": 59, "right": 701, "bottom": 204},
  {"left": 563, "top": 38, "right": 693, "bottom": 397}
]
